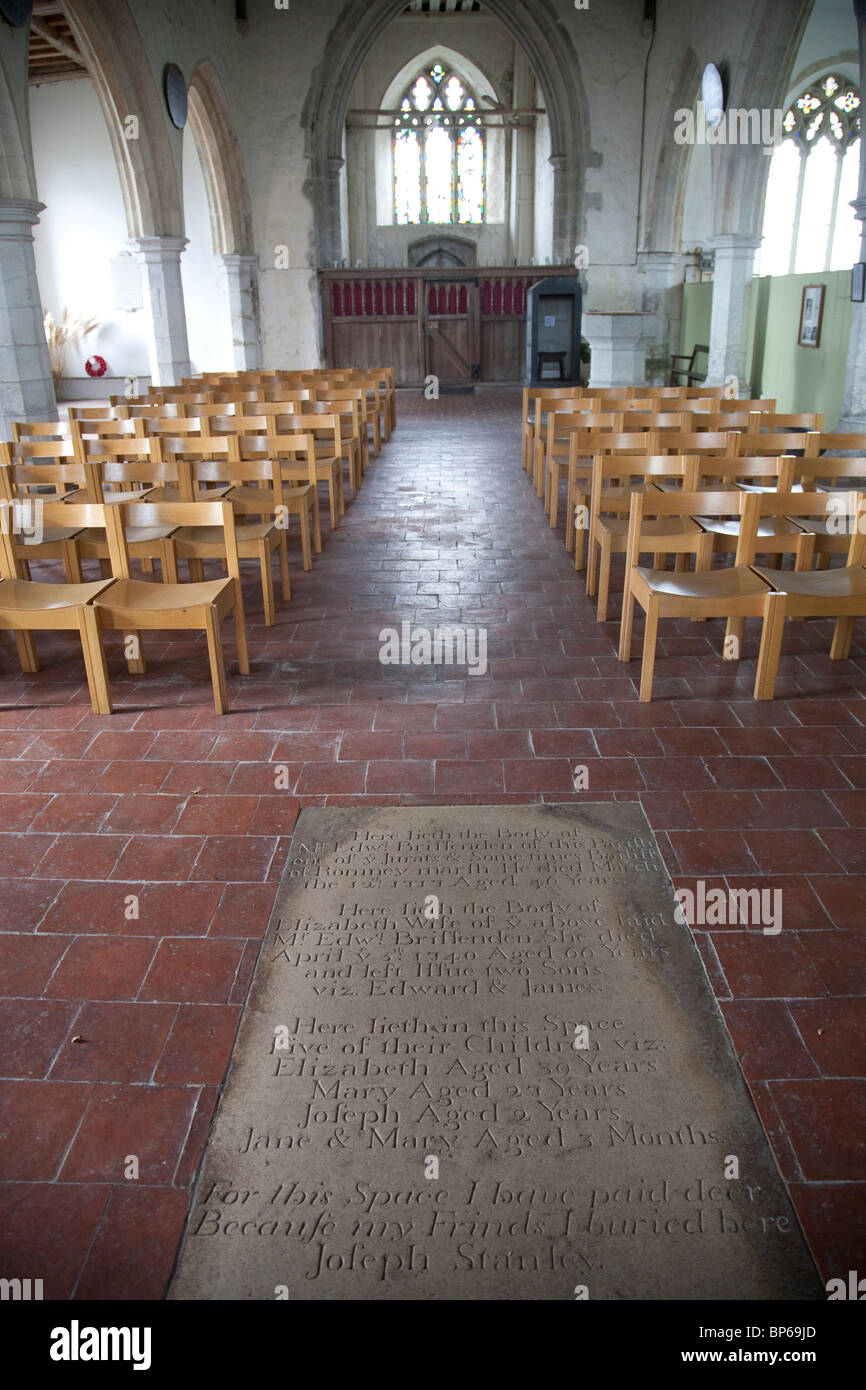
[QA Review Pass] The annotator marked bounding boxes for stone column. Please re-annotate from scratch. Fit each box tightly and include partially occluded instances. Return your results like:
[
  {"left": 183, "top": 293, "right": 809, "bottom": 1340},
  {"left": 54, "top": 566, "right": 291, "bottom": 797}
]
[
  {"left": 638, "top": 251, "right": 685, "bottom": 385},
  {"left": 510, "top": 50, "right": 536, "bottom": 264},
  {"left": 838, "top": 1, "right": 866, "bottom": 427},
  {"left": 128, "top": 235, "right": 191, "bottom": 386},
  {"left": 0, "top": 198, "right": 56, "bottom": 435},
  {"left": 219, "top": 253, "right": 261, "bottom": 371},
  {"left": 705, "top": 233, "right": 761, "bottom": 386},
  {"left": 583, "top": 311, "right": 650, "bottom": 388},
  {"left": 549, "top": 154, "right": 571, "bottom": 266}
]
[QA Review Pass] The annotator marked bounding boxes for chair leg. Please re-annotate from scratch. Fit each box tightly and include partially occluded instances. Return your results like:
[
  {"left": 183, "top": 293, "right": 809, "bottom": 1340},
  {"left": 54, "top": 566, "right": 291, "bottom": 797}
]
[
  {"left": 638, "top": 595, "right": 661, "bottom": 703},
  {"left": 574, "top": 499, "right": 587, "bottom": 572},
  {"left": 188, "top": 557, "right": 205, "bottom": 583},
  {"left": 754, "top": 592, "right": 787, "bottom": 700},
  {"left": 550, "top": 469, "right": 560, "bottom": 529},
  {"left": 278, "top": 532, "right": 291, "bottom": 601},
  {"left": 124, "top": 632, "right": 146, "bottom": 675},
  {"left": 596, "top": 534, "right": 613, "bottom": 623},
  {"left": 565, "top": 480, "right": 575, "bottom": 552},
  {"left": 312, "top": 493, "right": 323, "bottom": 553},
  {"left": 619, "top": 582, "right": 636, "bottom": 662},
  {"left": 61, "top": 539, "right": 83, "bottom": 583},
  {"left": 13, "top": 630, "right": 39, "bottom": 673},
  {"left": 830, "top": 615, "right": 856, "bottom": 661},
  {"left": 299, "top": 505, "right": 312, "bottom": 571},
  {"left": 586, "top": 522, "right": 599, "bottom": 596},
  {"left": 232, "top": 580, "right": 250, "bottom": 677},
  {"left": 258, "top": 541, "right": 276, "bottom": 626},
  {"left": 78, "top": 605, "right": 112, "bottom": 715},
  {"left": 203, "top": 606, "right": 229, "bottom": 715},
  {"left": 161, "top": 541, "right": 179, "bottom": 585},
  {"left": 337, "top": 465, "right": 345, "bottom": 516}
]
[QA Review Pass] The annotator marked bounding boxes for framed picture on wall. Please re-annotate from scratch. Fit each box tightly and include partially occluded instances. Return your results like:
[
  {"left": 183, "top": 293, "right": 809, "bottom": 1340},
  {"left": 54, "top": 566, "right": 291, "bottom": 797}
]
[
  {"left": 852, "top": 263, "right": 865, "bottom": 303},
  {"left": 798, "top": 284, "right": 825, "bottom": 348}
]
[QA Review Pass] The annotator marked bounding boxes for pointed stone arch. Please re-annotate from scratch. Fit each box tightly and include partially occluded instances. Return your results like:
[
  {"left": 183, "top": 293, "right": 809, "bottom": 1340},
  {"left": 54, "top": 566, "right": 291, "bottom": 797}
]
[
  {"left": 303, "top": 0, "right": 589, "bottom": 267},
  {"left": 62, "top": 0, "right": 181, "bottom": 238},
  {"left": 640, "top": 46, "right": 702, "bottom": 254},
  {"left": 187, "top": 60, "right": 254, "bottom": 256}
]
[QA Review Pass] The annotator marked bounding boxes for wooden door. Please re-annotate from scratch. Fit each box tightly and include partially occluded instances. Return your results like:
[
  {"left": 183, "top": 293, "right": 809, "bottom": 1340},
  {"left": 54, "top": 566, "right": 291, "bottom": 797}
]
[{"left": 423, "top": 278, "right": 479, "bottom": 385}]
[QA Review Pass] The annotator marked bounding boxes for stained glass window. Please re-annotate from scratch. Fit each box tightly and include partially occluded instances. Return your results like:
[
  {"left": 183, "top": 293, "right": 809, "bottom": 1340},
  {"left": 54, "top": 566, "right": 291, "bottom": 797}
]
[
  {"left": 758, "top": 74, "right": 861, "bottom": 276},
  {"left": 393, "top": 62, "right": 485, "bottom": 224}
]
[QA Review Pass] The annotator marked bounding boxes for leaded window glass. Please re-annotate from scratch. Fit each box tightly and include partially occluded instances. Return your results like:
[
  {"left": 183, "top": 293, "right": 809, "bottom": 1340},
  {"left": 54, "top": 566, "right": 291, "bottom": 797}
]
[
  {"left": 759, "top": 74, "right": 861, "bottom": 276},
  {"left": 393, "top": 63, "right": 486, "bottom": 225}
]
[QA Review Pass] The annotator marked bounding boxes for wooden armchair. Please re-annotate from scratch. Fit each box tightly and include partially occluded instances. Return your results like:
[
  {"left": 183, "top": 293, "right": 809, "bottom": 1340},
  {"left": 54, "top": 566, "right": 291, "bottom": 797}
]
[{"left": 669, "top": 343, "right": 708, "bottom": 387}]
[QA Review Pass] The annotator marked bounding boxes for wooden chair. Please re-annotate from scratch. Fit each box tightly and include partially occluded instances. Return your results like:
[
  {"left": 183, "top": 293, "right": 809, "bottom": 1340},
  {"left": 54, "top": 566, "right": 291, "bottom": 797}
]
[
  {"left": 71, "top": 432, "right": 176, "bottom": 580},
  {"left": 233, "top": 423, "right": 320, "bottom": 570},
  {"left": 545, "top": 410, "right": 622, "bottom": 526},
  {"left": 753, "top": 412, "right": 824, "bottom": 434},
  {"left": 243, "top": 409, "right": 343, "bottom": 531},
  {"left": 170, "top": 455, "right": 291, "bottom": 625},
  {"left": 590, "top": 454, "right": 705, "bottom": 621},
  {"left": 0, "top": 444, "right": 86, "bottom": 582},
  {"left": 0, "top": 490, "right": 114, "bottom": 713},
  {"left": 567, "top": 430, "right": 653, "bottom": 564},
  {"left": 669, "top": 343, "right": 708, "bottom": 386},
  {"left": 749, "top": 491, "right": 866, "bottom": 692},
  {"left": 805, "top": 431, "right": 866, "bottom": 458},
  {"left": 618, "top": 489, "right": 786, "bottom": 700},
  {"left": 532, "top": 392, "right": 583, "bottom": 497},
  {"left": 522, "top": 385, "right": 580, "bottom": 476},
  {"left": 713, "top": 397, "right": 777, "bottom": 414},
  {"left": 90, "top": 499, "right": 250, "bottom": 713},
  {"left": 310, "top": 387, "right": 368, "bottom": 488}
]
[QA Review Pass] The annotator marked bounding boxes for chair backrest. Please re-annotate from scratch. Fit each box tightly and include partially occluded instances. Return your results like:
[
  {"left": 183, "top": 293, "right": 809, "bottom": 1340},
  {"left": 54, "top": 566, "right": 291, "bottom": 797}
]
[
  {"left": 234, "top": 425, "right": 319, "bottom": 486},
  {"left": 736, "top": 432, "right": 814, "bottom": 457},
  {"left": 591, "top": 454, "right": 702, "bottom": 521},
  {"left": 0, "top": 441, "right": 90, "bottom": 500},
  {"left": 790, "top": 455, "right": 866, "bottom": 490},
  {"left": 184, "top": 453, "right": 289, "bottom": 512},
  {"left": 2, "top": 432, "right": 80, "bottom": 468},
  {"left": 11, "top": 419, "right": 70, "bottom": 443},
  {"left": 693, "top": 454, "right": 796, "bottom": 489},
  {"left": 806, "top": 431, "right": 866, "bottom": 456},
  {"left": 684, "top": 411, "right": 754, "bottom": 431},
  {"left": 714, "top": 397, "right": 776, "bottom": 413},
  {"left": 0, "top": 485, "right": 109, "bottom": 579},
  {"left": 70, "top": 416, "right": 145, "bottom": 441},
  {"left": 742, "top": 490, "right": 866, "bottom": 566},
  {"left": 96, "top": 499, "right": 243, "bottom": 581},
  {"left": 753, "top": 412, "right": 824, "bottom": 432},
  {"left": 209, "top": 389, "right": 265, "bottom": 405},
  {"left": 623, "top": 412, "right": 688, "bottom": 431},
  {"left": 624, "top": 488, "right": 754, "bottom": 569},
  {"left": 597, "top": 397, "right": 661, "bottom": 413},
  {"left": 655, "top": 431, "right": 736, "bottom": 454}
]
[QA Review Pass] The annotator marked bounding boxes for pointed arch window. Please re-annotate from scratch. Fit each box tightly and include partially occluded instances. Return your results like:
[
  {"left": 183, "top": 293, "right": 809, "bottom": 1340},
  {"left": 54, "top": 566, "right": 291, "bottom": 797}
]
[
  {"left": 393, "top": 62, "right": 486, "bottom": 225},
  {"left": 758, "top": 73, "right": 861, "bottom": 276}
]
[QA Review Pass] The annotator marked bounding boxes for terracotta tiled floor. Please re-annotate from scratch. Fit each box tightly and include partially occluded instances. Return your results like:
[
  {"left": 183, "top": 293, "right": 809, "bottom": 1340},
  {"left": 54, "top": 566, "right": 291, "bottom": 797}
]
[{"left": 1, "top": 388, "right": 864, "bottom": 1298}]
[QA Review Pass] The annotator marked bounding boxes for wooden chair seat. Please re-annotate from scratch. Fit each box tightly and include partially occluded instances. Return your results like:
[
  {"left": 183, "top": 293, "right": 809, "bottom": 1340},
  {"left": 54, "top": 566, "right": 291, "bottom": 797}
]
[
  {"left": 77, "top": 525, "right": 177, "bottom": 547},
  {"left": 94, "top": 575, "right": 232, "bottom": 616},
  {"left": 695, "top": 516, "right": 803, "bottom": 540},
  {"left": 751, "top": 563, "right": 866, "bottom": 602},
  {"left": 35, "top": 526, "right": 83, "bottom": 544},
  {"left": 173, "top": 523, "right": 275, "bottom": 548},
  {"left": 0, "top": 576, "right": 111, "bottom": 615},
  {"left": 598, "top": 515, "right": 702, "bottom": 539},
  {"left": 630, "top": 563, "right": 770, "bottom": 605}
]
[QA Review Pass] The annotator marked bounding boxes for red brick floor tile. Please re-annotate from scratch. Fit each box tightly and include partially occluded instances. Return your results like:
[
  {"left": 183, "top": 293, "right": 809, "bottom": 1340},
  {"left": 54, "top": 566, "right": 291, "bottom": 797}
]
[
  {"left": 0, "top": 760, "right": 44, "bottom": 791},
  {"left": 0, "top": 832, "right": 58, "bottom": 877},
  {"left": 788, "top": 1182, "right": 866, "bottom": 1282},
  {"left": 816, "top": 829, "right": 866, "bottom": 874},
  {"left": 0, "top": 878, "right": 61, "bottom": 932},
  {"left": 494, "top": 701, "right": 556, "bottom": 729},
  {"left": 788, "top": 998, "right": 866, "bottom": 1076},
  {"left": 684, "top": 790, "right": 765, "bottom": 830},
  {"left": 0, "top": 999, "right": 78, "bottom": 1077},
  {"left": 720, "top": 1000, "right": 818, "bottom": 1082},
  {"left": 44, "top": 937, "right": 157, "bottom": 1001},
  {"left": 111, "top": 836, "right": 203, "bottom": 883},
  {"left": 704, "top": 757, "right": 782, "bottom": 789},
  {"left": 641, "top": 759, "right": 715, "bottom": 791},
  {"left": 173, "top": 795, "right": 258, "bottom": 836},
  {"left": 503, "top": 758, "right": 577, "bottom": 792},
  {"left": 829, "top": 789, "right": 866, "bottom": 826},
  {"left": 50, "top": 1002, "right": 176, "bottom": 1082},
  {"left": 809, "top": 878, "right": 866, "bottom": 931},
  {"left": 28, "top": 761, "right": 109, "bottom": 792},
  {"left": 742, "top": 830, "right": 842, "bottom": 875},
  {"left": 637, "top": 791, "right": 697, "bottom": 830},
  {"left": 528, "top": 728, "right": 598, "bottom": 758},
  {"left": 769, "top": 756, "right": 851, "bottom": 789},
  {"left": 373, "top": 703, "right": 437, "bottom": 731},
  {"left": 594, "top": 728, "right": 661, "bottom": 758},
  {"left": 711, "top": 932, "right": 827, "bottom": 999},
  {"left": 208, "top": 882, "right": 277, "bottom": 937},
  {"left": 190, "top": 835, "right": 277, "bottom": 883},
  {"left": 666, "top": 831, "right": 756, "bottom": 876},
  {"left": 799, "top": 930, "right": 866, "bottom": 995},
  {"left": 295, "top": 761, "right": 367, "bottom": 795},
  {"left": 34, "top": 834, "right": 128, "bottom": 882},
  {"left": 39, "top": 881, "right": 140, "bottom": 935},
  {"left": 434, "top": 760, "right": 504, "bottom": 794},
  {"left": 139, "top": 939, "right": 245, "bottom": 1004},
  {"left": 1, "top": 793, "right": 51, "bottom": 830},
  {"left": 720, "top": 727, "right": 796, "bottom": 757},
  {"left": 768, "top": 1079, "right": 866, "bottom": 1181},
  {"left": 753, "top": 789, "right": 846, "bottom": 829},
  {"left": 0, "top": 1181, "right": 109, "bottom": 1299},
  {"left": 780, "top": 725, "right": 857, "bottom": 756},
  {"left": 153, "top": 1004, "right": 240, "bottom": 1084},
  {"left": 103, "top": 794, "right": 185, "bottom": 834},
  {"left": 59, "top": 1084, "right": 196, "bottom": 1183},
  {"left": 73, "top": 1185, "right": 189, "bottom": 1300},
  {"left": 83, "top": 731, "right": 156, "bottom": 761},
  {"left": 0, "top": 1079, "right": 92, "bottom": 1179},
  {"left": 657, "top": 727, "right": 728, "bottom": 757},
  {"left": 0, "top": 933, "right": 71, "bottom": 993},
  {"left": 557, "top": 701, "right": 620, "bottom": 727},
  {"left": 143, "top": 731, "right": 218, "bottom": 763},
  {"left": 160, "top": 761, "right": 236, "bottom": 794},
  {"left": 724, "top": 876, "right": 831, "bottom": 931},
  {"left": 366, "top": 760, "right": 434, "bottom": 794},
  {"left": 341, "top": 731, "right": 406, "bottom": 760},
  {"left": 94, "top": 761, "right": 175, "bottom": 792}
]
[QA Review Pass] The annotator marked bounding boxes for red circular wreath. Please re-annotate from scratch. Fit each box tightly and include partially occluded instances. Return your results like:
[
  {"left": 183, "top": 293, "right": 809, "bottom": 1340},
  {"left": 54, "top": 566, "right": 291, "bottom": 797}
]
[{"left": 85, "top": 355, "right": 107, "bottom": 378}]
